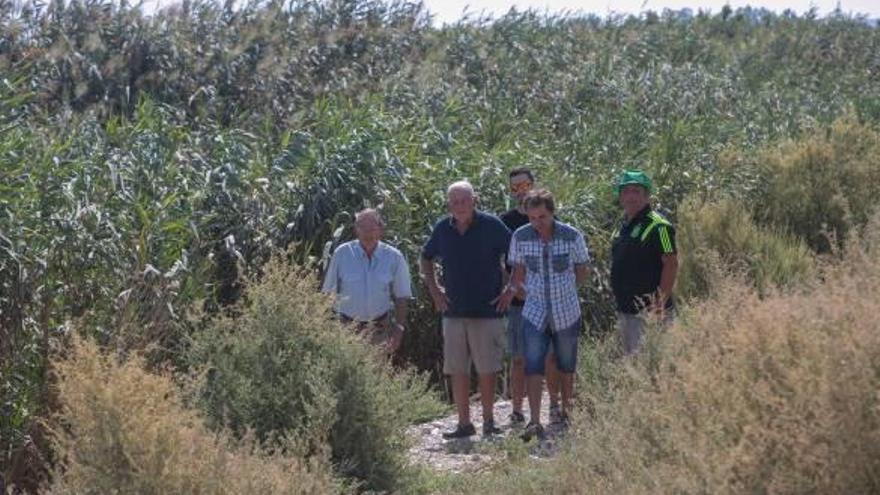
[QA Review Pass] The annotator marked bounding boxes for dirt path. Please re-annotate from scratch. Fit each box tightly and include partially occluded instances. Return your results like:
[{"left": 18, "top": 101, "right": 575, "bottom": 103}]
[{"left": 406, "top": 391, "right": 568, "bottom": 473}]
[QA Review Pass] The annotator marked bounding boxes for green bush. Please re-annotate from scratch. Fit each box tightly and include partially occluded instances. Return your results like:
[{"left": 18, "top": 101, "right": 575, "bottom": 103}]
[
  {"left": 753, "top": 115, "right": 880, "bottom": 253},
  {"left": 47, "top": 336, "right": 340, "bottom": 495},
  {"left": 5, "top": 0, "right": 880, "bottom": 485},
  {"left": 187, "top": 254, "right": 446, "bottom": 493},
  {"left": 676, "top": 196, "right": 814, "bottom": 299}
]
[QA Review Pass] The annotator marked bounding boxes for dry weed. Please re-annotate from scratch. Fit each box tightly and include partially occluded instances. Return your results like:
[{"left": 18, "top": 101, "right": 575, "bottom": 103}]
[{"left": 46, "top": 336, "right": 341, "bottom": 495}]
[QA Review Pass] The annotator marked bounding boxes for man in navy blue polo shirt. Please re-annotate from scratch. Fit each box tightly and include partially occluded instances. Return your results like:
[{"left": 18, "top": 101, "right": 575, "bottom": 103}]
[{"left": 420, "top": 180, "right": 512, "bottom": 438}]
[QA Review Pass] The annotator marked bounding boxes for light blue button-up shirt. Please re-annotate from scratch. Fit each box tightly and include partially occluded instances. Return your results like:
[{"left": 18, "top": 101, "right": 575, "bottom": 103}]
[{"left": 321, "top": 240, "right": 412, "bottom": 321}]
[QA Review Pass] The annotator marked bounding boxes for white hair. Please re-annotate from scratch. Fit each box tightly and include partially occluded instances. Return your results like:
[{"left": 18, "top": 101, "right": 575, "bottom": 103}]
[
  {"left": 446, "top": 180, "right": 475, "bottom": 198},
  {"left": 354, "top": 208, "right": 384, "bottom": 227}
]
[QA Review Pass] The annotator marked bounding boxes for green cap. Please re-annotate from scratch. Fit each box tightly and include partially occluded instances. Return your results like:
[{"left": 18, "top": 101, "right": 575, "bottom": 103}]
[{"left": 615, "top": 170, "right": 652, "bottom": 196}]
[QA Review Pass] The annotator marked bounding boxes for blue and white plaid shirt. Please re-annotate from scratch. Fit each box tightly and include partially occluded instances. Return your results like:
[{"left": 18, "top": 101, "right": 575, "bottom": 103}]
[{"left": 509, "top": 221, "right": 590, "bottom": 332}]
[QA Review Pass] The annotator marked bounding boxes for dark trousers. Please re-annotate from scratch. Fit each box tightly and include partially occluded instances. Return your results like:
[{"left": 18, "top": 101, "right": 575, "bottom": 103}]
[{"left": 338, "top": 312, "right": 391, "bottom": 346}]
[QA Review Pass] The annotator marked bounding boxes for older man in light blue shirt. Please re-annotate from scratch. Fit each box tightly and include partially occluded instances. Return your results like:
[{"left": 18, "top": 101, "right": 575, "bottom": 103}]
[{"left": 322, "top": 208, "right": 412, "bottom": 353}]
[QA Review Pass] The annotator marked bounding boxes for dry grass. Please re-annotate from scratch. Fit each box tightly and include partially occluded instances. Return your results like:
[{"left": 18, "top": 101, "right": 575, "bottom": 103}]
[
  {"left": 45, "top": 336, "right": 342, "bottom": 495},
  {"left": 755, "top": 115, "right": 880, "bottom": 253},
  {"left": 598, "top": 220, "right": 880, "bottom": 493},
  {"left": 453, "top": 214, "right": 880, "bottom": 494},
  {"left": 676, "top": 196, "right": 814, "bottom": 299}
]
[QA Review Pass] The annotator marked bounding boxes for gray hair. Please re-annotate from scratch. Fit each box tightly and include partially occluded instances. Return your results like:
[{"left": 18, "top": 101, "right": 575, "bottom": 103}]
[
  {"left": 354, "top": 208, "right": 385, "bottom": 227},
  {"left": 446, "top": 180, "right": 475, "bottom": 198}
]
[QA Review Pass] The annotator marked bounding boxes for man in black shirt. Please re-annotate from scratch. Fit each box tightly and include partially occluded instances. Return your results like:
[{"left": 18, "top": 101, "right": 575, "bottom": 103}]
[
  {"left": 500, "top": 168, "right": 563, "bottom": 424},
  {"left": 610, "top": 170, "right": 679, "bottom": 355}
]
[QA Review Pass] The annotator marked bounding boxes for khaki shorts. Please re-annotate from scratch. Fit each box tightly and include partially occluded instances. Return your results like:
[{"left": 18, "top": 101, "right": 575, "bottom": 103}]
[{"left": 442, "top": 317, "right": 505, "bottom": 375}]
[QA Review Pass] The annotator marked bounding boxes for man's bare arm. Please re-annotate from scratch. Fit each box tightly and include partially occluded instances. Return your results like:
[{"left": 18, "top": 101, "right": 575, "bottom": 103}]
[
  {"left": 420, "top": 256, "right": 449, "bottom": 312},
  {"left": 393, "top": 297, "right": 408, "bottom": 330},
  {"left": 494, "top": 263, "right": 526, "bottom": 312},
  {"left": 575, "top": 263, "right": 590, "bottom": 286},
  {"left": 657, "top": 253, "right": 678, "bottom": 308}
]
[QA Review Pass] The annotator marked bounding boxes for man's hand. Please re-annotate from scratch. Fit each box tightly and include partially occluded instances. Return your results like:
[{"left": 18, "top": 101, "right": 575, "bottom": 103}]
[
  {"left": 492, "top": 285, "right": 516, "bottom": 313},
  {"left": 386, "top": 323, "right": 404, "bottom": 354},
  {"left": 648, "top": 303, "right": 665, "bottom": 321},
  {"left": 495, "top": 264, "right": 525, "bottom": 312},
  {"left": 646, "top": 291, "right": 667, "bottom": 321},
  {"left": 429, "top": 285, "right": 450, "bottom": 313}
]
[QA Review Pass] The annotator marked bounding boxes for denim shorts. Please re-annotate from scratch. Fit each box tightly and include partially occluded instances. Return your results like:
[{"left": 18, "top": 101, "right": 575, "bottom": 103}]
[
  {"left": 508, "top": 306, "right": 557, "bottom": 359},
  {"left": 523, "top": 317, "right": 580, "bottom": 375}
]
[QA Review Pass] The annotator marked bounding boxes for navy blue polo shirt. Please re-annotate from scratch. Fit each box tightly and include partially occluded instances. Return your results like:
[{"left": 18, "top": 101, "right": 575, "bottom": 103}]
[{"left": 422, "top": 210, "right": 511, "bottom": 318}]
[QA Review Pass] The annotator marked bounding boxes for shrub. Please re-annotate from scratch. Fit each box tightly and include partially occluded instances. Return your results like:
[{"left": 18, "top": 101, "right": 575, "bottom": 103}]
[
  {"left": 676, "top": 196, "right": 814, "bottom": 299},
  {"left": 456, "top": 213, "right": 880, "bottom": 494},
  {"left": 46, "top": 336, "right": 340, "bottom": 495},
  {"left": 6, "top": 3, "right": 880, "bottom": 486},
  {"left": 187, "top": 254, "right": 446, "bottom": 493},
  {"left": 752, "top": 115, "right": 880, "bottom": 253}
]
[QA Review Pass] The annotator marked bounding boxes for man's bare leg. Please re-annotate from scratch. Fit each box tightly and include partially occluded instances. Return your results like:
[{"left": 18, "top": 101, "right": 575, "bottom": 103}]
[
  {"left": 526, "top": 374, "right": 544, "bottom": 425},
  {"left": 510, "top": 357, "right": 525, "bottom": 415},
  {"left": 559, "top": 372, "right": 574, "bottom": 418},
  {"left": 545, "top": 353, "right": 560, "bottom": 407},
  {"left": 478, "top": 373, "right": 496, "bottom": 423},
  {"left": 452, "top": 373, "right": 471, "bottom": 425}
]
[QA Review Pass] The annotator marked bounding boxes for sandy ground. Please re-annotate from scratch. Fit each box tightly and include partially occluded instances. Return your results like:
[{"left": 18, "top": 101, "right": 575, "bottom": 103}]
[{"left": 406, "top": 390, "right": 570, "bottom": 473}]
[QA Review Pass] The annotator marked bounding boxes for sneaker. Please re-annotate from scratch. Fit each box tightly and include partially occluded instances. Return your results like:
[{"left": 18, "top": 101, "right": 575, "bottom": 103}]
[
  {"left": 520, "top": 421, "right": 544, "bottom": 442},
  {"left": 442, "top": 423, "right": 476, "bottom": 439},
  {"left": 558, "top": 411, "right": 570, "bottom": 429},
  {"left": 482, "top": 419, "right": 502, "bottom": 436},
  {"left": 509, "top": 410, "right": 526, "bottom": 425},
  {"left": 549, "top": 403, "right": 562, "bottom": 424}
]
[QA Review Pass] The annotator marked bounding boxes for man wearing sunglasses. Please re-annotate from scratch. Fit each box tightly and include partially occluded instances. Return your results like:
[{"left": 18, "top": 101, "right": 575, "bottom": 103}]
[{"left": 500, "top": 168, "right": 565, "bottom": 426}]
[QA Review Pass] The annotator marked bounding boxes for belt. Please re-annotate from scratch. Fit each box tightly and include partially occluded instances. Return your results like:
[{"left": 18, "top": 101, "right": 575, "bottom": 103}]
[{"left": 338, "top": 311, "right": 389, "bottom": 324}]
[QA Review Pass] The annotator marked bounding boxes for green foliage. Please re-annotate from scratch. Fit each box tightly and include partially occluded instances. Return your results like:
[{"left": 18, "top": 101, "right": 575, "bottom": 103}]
[
  {"left": 187, "top": 254, "right": 446, "bottom": 492},
  {"left": 752, "top": 115, "right": 880, "bottom": 252},
  {"left": 676, "top": 196, "right": 814, "bottom": 298},
  {"left": 3, "top": 0, "right": 880, "bottom": 486}
]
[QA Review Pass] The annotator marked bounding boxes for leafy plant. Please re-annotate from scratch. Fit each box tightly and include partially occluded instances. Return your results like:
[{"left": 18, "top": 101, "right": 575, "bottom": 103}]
[{"left": 187, "top": 254, "right": 446, "bottom": 492}]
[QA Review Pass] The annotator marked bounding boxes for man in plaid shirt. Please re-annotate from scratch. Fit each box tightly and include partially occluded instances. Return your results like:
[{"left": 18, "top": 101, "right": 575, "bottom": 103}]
[{"left": 495, "top": 188, "right": 590, "bottom": 440}]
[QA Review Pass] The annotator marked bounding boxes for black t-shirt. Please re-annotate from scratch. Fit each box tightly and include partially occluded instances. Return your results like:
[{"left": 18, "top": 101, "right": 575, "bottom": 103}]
[
  {"left": 610, "top": 206, "right": 677, "bottom": 314},
  {"left": 500, "top": 208, "right": 530, "bottom": 307},
  {"left": 500, "top": 208, "right": 529, "bottom": 233}
]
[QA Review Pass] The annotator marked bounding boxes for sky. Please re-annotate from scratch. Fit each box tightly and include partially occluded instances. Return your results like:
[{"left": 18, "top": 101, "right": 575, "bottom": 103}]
[
  {"left": 139, "top": 0, "right": 880, "bottom": 23},
  {"left": 423, "top": 0, "right": 879, "bottom": 24}
]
